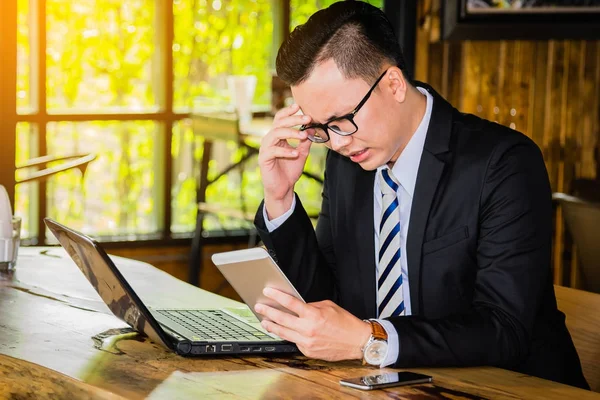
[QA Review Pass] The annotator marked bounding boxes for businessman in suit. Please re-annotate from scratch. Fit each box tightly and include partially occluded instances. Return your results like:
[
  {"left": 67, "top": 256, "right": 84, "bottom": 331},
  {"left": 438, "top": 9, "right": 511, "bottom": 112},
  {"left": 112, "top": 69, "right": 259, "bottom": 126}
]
[{"left": 252, "top": 1, "right": 588, "bottom": 389}]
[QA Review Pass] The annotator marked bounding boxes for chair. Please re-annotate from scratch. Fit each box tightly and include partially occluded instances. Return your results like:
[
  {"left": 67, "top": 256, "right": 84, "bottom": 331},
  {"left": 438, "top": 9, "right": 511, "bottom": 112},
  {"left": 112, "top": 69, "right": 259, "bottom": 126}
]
[
  {"left": 188, "top": 111, "right": 325, "bottom": 287},
  {"left": 555, "top": 285, "right": 600, "bottom": 392},
  {"left": 571, "top": 178, "right": 600, "bottom": 203},
  {"left": 14, "top": 154, "right": 96, "bottom": 239},
  {"left": 16, "top": 154, "right": 96, "bottom": 184},
  {"left": 553, "top": 193, "right": 600, "bottom": 294},
  {"left": 188, "top": 112, "right": 260, "bottom": 287}
]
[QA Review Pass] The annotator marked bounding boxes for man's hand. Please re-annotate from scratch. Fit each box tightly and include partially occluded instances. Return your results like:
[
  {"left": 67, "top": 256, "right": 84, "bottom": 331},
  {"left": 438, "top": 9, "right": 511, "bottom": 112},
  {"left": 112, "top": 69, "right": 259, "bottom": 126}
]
[
  {"left": 258, "top": 104, "right": 312, "bottom": 219},
  {"left": 255, "top": 288, "right": 372, "bottom": 362}
]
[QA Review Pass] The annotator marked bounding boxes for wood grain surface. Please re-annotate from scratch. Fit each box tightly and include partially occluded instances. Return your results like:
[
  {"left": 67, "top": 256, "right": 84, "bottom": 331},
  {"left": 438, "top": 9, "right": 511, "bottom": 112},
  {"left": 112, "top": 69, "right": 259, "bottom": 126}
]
[
  {"left": 0, "top": 354, "right": 124, "bottom": 400},
  {"left": 1, "top": 247, "right": 598, "bottom": 399},
  {"left": 555, "top": 285, "right": 600, "bottom": 392}
]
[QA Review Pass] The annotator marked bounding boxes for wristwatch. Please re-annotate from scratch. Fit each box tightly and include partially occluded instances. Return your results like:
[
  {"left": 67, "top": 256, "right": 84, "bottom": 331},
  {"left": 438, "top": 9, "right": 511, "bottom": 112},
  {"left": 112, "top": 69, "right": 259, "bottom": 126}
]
[{"left": 361, "top": 320, "right": 388, "bottom": 366}]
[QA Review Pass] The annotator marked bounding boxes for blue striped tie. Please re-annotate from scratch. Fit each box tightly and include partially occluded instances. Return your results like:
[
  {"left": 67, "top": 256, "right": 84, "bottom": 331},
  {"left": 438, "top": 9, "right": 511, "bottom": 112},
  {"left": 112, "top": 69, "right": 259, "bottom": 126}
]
[{"left": 377, "top": 168, "right": 405, "bottom": 318}]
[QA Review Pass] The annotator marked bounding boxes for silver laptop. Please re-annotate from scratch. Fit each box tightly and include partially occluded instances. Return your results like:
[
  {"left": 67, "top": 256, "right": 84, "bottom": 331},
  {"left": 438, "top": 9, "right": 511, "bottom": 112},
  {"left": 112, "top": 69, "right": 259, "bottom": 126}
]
[{"left": 44, "top": 218, "right": 298, "bottom": 356}]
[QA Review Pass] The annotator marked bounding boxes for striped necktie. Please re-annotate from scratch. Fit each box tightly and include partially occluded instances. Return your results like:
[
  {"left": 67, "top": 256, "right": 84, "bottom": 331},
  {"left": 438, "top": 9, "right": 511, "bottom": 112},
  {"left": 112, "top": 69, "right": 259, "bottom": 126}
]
[{"left": 377, "top": 168, "right": 405, "bottom": 318}]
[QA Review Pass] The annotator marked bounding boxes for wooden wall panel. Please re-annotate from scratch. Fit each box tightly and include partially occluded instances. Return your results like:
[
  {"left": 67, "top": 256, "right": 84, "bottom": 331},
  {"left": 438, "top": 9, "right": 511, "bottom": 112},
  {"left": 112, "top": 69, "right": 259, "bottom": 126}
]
[
  {"left": 496, "top": 42, "right": 513, "bottom": 128},
  {"left": 581, "top": 42, "right": 600, "bottom": 180},
  {"left": 444, "top": 42, "right": 463, "bottom": 107},
  {"left": 414, "top": 0, "right": 432, "bottom": 83},
  {"left": 415, "top": 12, "right": 600, "bottom": 288},
  {"left": 426, "top": 41, "right": 445, "bottom": 93},
  {"left": 460, "top": 41, "right": 482, "bottom": 114},
  {"left": 530, "top": 42, "right": 549, "bottom": 147},
  {"left": 548, "top": 41, "right": 568, "bottom": 284},
  {"left": 481, "top": 42, "right": 502, "bottom": 124}
]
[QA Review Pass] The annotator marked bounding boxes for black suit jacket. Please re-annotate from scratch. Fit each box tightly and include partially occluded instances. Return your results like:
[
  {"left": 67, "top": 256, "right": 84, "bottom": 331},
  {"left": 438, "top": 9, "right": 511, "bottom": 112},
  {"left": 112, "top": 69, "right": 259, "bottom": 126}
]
[{"left": 254, "top": 85, "right": 589, "bottom": 389}]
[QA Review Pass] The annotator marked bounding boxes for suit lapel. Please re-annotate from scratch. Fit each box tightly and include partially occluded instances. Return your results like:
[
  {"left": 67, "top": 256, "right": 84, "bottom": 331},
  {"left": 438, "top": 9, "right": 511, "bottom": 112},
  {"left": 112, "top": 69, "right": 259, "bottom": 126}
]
[
  {"left": 406, "top": 83, "right": 454, "bottom": 316},
  {"left": 352, "top": 167, "right": 377, "bottom": 318},
  {"left": 406, "top": 152, "right": 445, "bottom": 316}
]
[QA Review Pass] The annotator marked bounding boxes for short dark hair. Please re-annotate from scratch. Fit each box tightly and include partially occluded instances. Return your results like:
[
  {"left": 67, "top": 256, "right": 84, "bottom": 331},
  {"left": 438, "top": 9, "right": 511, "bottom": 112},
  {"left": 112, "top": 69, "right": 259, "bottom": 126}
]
[{"left": 276, "top": 1, "right": 409, "bottom": 86}]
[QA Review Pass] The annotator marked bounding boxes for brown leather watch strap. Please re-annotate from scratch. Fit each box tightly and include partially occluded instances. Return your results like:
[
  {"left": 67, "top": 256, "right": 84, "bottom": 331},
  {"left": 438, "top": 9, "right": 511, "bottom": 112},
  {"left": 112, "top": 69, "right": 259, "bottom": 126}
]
[{"left": 369, "top": 320, "right": 388, "bottom": 341}]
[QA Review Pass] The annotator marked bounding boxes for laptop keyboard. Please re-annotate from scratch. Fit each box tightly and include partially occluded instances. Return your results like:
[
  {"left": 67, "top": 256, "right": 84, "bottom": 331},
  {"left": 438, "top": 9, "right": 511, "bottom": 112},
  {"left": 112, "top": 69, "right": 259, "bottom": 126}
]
[{"left": 156, "top": 309, "right": 272, "bottom": 341}]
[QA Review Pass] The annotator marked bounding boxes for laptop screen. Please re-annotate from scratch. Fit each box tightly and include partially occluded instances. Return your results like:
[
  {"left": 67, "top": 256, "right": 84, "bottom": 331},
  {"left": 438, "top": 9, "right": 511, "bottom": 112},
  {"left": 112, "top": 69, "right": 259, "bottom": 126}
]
[{"left": 45, "top": 218, "right": 171, "bottom": 349}]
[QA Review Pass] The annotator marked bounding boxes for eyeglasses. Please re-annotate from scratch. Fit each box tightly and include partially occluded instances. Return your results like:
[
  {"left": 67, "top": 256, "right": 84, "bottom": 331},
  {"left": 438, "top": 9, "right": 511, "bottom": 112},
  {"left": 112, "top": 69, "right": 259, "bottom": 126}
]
[{"left": 299, "top": 69, "right": 388, "bottom": 143}]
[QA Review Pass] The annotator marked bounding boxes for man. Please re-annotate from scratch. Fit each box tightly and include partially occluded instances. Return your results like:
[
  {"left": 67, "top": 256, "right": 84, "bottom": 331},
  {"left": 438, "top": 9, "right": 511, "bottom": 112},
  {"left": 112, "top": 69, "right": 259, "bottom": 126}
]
[{"left": 252, "top": 1, "right": 588, "bottom": 389}]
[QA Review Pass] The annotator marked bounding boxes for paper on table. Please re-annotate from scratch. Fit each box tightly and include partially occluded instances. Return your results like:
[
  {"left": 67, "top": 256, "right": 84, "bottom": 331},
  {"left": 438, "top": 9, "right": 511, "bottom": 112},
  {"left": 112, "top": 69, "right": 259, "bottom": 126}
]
[
  {"left": 0, "top": 185, "right": 13, "bottom": 236},
  {"left": 0, "top": 185, "right": 14, "bottom": 261}
]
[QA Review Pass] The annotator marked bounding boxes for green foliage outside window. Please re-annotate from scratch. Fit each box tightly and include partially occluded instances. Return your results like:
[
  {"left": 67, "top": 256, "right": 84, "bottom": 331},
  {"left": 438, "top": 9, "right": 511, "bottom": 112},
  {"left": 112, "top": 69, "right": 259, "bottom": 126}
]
[
  {"left": 291, "top": 0, "right": 384, "bottom": 29},
  {"left": 173, "top": 0, "right": 273, "bottom": 110},
  {"left": 16, "top": 0, "right": 30, "bottom": 113},
  {"left": 290, "top": 0, "right": 340, "bottom": 29},
  {"left": 46, "top": 0, "right": 156, "bottom": 112},
  {"left": 15, "top": 0, "right": 384, "bottom": 239},
  {"left": 17, "top": 0, "right": 159, "bottom": 238}
]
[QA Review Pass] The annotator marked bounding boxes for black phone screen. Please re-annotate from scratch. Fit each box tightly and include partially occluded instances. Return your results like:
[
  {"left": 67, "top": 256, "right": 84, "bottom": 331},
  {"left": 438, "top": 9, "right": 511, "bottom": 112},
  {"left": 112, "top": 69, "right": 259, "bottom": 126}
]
[{"left": 340, "top": 371, "right": 432, "bottom": 390}]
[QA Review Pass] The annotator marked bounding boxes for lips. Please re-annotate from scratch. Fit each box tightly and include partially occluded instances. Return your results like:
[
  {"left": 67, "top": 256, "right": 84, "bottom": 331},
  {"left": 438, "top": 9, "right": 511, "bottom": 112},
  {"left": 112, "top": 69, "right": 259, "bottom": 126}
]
[
  {"left": 349, "top": 149, "right": 366, "bottom": 157},
  {"left": 349, "top": 148, "right": 369, "bottom": 163}
]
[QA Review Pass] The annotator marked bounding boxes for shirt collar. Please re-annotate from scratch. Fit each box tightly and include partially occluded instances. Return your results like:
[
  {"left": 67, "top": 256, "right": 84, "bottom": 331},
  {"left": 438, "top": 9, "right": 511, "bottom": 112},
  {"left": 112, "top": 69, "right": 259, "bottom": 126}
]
[{"left": 377, "top": 87, "right": 433, "bottom": 198}]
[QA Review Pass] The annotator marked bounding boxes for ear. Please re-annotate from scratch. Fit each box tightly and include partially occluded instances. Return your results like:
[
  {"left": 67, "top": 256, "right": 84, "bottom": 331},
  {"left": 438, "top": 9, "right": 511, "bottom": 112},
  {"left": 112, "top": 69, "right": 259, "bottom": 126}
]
[{"left": 385, "top": 67, "right": 408, "bottom": 104}]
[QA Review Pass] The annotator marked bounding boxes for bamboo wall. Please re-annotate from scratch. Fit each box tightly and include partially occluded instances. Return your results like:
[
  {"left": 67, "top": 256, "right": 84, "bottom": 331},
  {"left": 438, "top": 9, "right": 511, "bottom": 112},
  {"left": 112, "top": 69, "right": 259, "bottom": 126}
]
[{"left": 415, "top": 3, "right": 600, "bottom": 288}]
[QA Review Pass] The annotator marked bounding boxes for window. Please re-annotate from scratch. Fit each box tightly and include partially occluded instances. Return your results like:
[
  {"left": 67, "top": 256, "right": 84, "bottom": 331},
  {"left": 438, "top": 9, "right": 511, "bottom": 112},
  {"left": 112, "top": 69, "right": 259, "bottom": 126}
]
[
  {"left": 291, "top": 0, "right": 384, "bottom": 29},
  {"left": 173, "top": 0, "right": 273, "bottom": 111},
  {"left": 46, "top": 0, "right": 157, "bottom": 113},
  {"left": 291, "top": 0, "right": 340, "bottom": 29},
  {"left": 13, "top": 0, "right": 384, "bottom": 243}
]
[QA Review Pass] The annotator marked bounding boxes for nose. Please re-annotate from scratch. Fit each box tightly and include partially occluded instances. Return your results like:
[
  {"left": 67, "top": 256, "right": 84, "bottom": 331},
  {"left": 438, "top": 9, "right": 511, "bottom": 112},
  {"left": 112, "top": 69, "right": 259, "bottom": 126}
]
[{"left": 328, "top": 132, "right": 353, "bottom": 153}]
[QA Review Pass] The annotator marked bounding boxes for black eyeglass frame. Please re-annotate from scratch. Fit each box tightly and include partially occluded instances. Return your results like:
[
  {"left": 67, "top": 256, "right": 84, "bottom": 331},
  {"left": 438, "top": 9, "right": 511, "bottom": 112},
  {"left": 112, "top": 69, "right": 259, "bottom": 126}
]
[{"left": 299, "top": 69, "right": 388, "bottom": 143}]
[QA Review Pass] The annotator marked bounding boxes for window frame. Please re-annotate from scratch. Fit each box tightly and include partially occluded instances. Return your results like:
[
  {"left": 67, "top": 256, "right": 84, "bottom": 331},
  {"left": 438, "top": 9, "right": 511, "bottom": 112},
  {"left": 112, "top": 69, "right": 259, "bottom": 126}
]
[{"left": 5, "top": 0, "right": 368, "bottom": 246}]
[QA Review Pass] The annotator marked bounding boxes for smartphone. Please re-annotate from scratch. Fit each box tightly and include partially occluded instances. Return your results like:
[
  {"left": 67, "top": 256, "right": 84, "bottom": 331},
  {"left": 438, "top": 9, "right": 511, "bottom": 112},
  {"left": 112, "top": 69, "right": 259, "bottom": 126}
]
[{"left": 339, "top": 371, "right": 432, "bottom": 391}]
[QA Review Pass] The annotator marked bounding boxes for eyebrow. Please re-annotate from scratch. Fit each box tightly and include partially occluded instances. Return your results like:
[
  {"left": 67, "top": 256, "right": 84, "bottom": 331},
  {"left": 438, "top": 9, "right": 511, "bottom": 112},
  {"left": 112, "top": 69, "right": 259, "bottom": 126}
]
[
  {"left": 325, "top": 112, "right": 343, "bottom": 122},
  {"left": 300, "top": 93, "right": 362, "bottom": 125},
  {"left": 309, "top": 108, "right": 353, "bottom": 126},
  {"left": 298, "top": 111, "right": 331, "bottom": 126}
]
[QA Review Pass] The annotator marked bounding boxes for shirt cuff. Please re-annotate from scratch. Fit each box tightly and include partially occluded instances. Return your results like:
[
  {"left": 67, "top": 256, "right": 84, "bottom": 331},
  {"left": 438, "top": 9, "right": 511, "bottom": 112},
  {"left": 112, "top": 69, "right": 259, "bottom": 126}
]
[
  {"left": 375, "top": 319, "right": 399, "bottom": 368},
  {"left": 263, "top": 195, "right": 296, "bottom": 232}
]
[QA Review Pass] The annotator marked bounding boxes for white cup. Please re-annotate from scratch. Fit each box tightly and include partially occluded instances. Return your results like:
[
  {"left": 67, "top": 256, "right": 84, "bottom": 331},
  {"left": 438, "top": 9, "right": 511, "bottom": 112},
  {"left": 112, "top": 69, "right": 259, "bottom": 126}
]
[
  {"left": 227, "top": 75, "right": 257, "bottom": 126},
  {"left": 0, "top": 216, "right": 21, "bottom": 272}
]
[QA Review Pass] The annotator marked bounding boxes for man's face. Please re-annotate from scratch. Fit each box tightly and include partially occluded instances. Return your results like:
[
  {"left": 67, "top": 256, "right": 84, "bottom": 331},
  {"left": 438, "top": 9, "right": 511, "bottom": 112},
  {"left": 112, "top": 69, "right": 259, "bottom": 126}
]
[{"left": 291, "top": 59, "right": 407, "bottom": 170}]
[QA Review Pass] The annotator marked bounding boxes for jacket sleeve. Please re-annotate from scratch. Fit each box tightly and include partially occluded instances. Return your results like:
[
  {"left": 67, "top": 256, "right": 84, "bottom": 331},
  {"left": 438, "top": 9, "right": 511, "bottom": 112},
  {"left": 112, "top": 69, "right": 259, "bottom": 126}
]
[{"left": 254, "top": 160, "right": 339, "bottom": 303}]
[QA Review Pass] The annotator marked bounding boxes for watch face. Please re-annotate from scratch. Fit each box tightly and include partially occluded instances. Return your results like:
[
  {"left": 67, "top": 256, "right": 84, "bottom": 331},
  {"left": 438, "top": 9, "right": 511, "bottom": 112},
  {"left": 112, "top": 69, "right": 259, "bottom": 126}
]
[{"left": 364, "top": 340, "right": 388, "bottom": 365}]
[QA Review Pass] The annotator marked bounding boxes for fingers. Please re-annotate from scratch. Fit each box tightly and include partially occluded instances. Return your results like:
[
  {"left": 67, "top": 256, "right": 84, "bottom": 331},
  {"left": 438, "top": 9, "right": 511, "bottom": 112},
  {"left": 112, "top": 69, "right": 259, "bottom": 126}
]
[
  {"left": 255, "top": 303, "right": 312, "bottom": 349},
  {"left": 265, "top": 104, "right": 312, "bottom": 145},
  {"left": 296, "top": 137, "right": 313, "bottom": 155},
  {"left": 254, "top": 303, "right": 299, "bottom": 328},
  {"left": 262, "top": 288, "right": 310, "bottom": 318},
  {"left": 273, "top": 103, "right": 299, "bottom": 120},
  {"left": 273, "top": 103, "right": 311, "bottom": 129},
  {"left": 260, "top": 319, "right": 305, "bottom": 344},
  {"left": 259, "top": 104, "right": 313, "bottom": 165},
  {"left": 258, "top": 143, "right": 303, "bottom": 166},
  {"left": 262, "top": 126, "right": 308, "bottom": 147},
  {"left": 273, "top": 103, "right": 304, "bottom": 124},
  {"left": 274, "top": 113, "right": 311, "bottom": 131},
  {"left": 258, "top": 129, "right": 311, "bottom": 166}
]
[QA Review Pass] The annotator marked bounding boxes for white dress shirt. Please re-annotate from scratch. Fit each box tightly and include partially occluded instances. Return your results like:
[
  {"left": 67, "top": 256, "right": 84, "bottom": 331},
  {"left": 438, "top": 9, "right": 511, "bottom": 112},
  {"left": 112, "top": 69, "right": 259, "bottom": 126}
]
[{"left": 263, "top": 87, "right": 434, "bottom": 367}]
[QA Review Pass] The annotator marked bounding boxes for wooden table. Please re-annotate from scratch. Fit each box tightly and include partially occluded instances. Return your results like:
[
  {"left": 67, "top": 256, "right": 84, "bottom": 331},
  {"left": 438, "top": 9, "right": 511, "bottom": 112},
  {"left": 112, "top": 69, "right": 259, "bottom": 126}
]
[{"left": 1, "top": 247, "right": 598, "bottom": 399}]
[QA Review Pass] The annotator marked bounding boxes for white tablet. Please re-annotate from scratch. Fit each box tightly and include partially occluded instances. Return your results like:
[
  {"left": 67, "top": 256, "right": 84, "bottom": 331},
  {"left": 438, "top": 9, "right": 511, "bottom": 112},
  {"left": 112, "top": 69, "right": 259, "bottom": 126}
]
[{"left": 211, "top": 247, "right": 305, "bottom": 321}]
